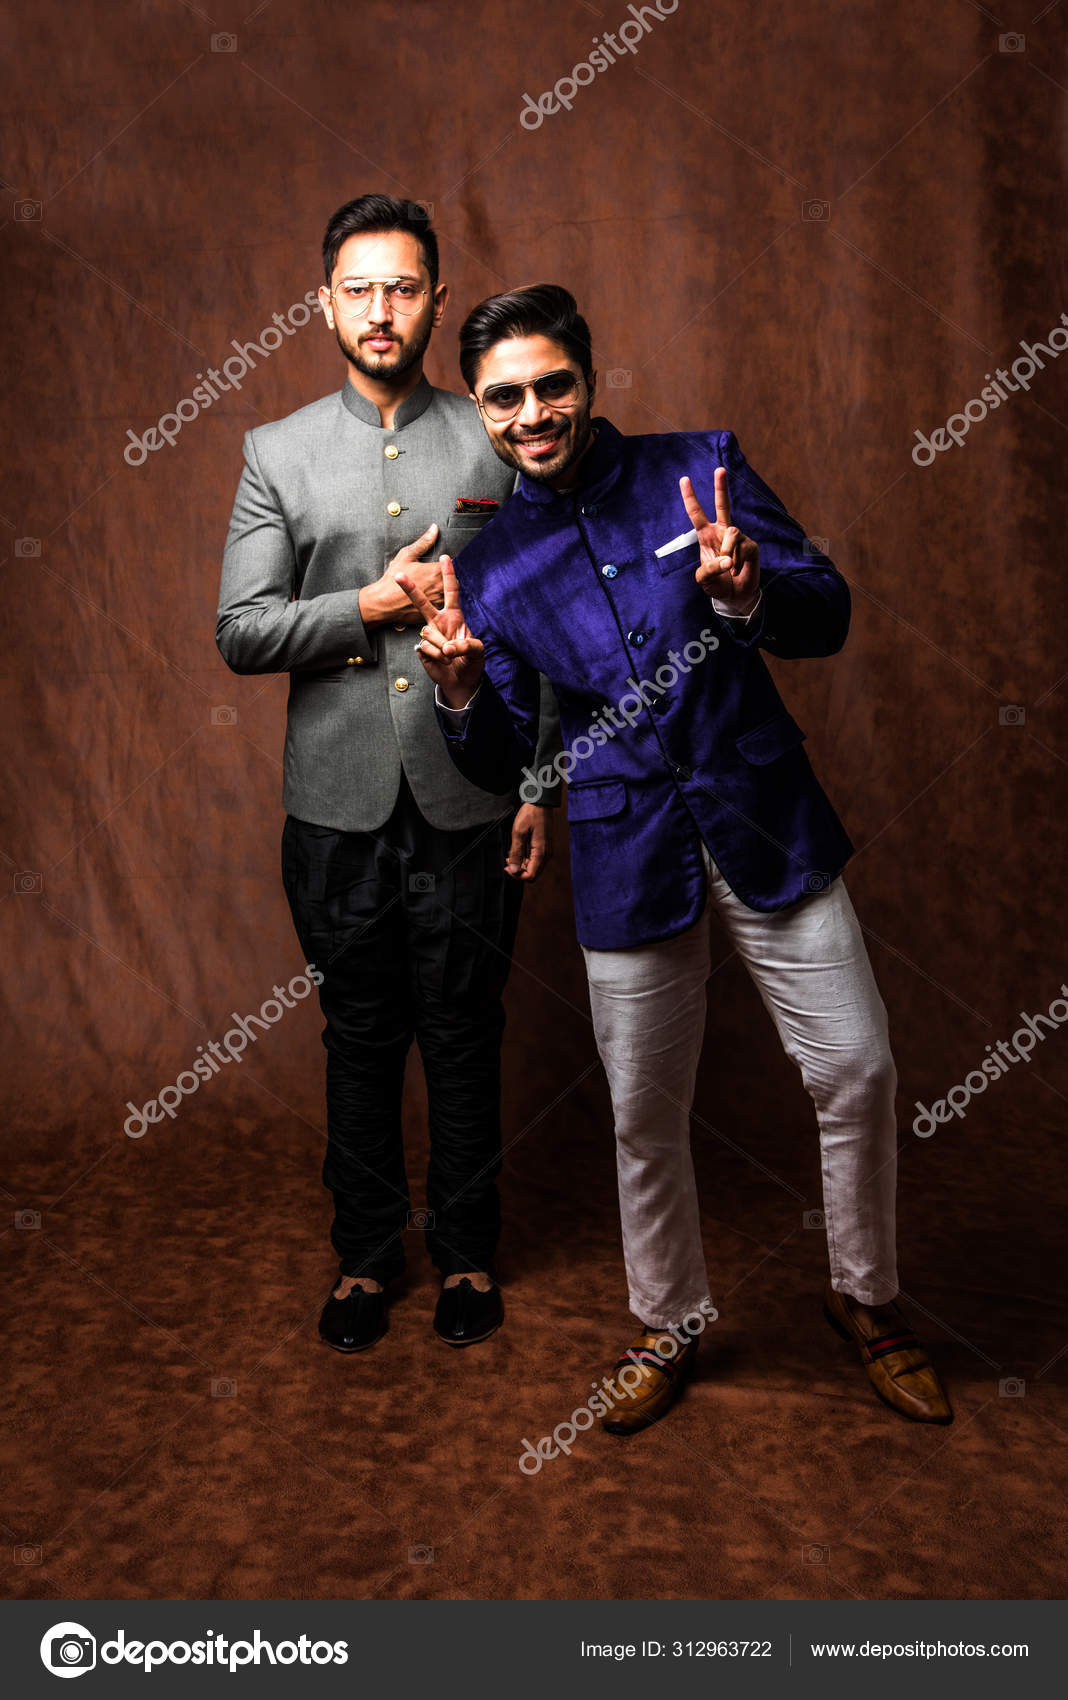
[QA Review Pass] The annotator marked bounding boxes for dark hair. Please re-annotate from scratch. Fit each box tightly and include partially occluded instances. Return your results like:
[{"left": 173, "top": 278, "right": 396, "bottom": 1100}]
[
  {"left": 458, "top": 284, "right": 593, "bottom": 393},
  {"left": 321, "top": 194, "right": 439, "bottom": 290}
]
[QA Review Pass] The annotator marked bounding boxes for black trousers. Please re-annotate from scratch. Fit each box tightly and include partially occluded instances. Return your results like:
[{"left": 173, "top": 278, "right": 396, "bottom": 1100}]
[{"left": 281, "top": 770, "right": 523, "bottom": 1284}]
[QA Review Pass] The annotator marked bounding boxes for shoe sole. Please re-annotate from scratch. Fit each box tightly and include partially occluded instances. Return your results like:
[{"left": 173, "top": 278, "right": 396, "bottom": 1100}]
[
  {"left": 822, "top": 1302, "right": 953, "bottom": 1424},
  {"left": 433, "top": 1320, "right": 502, "bottom": 1347},
  {"left": 318, "top": 1332, "right": 387, "bottom": 1353},
  {"left": 602, "top": 1412, "right": 660, "bottom": 1435}
]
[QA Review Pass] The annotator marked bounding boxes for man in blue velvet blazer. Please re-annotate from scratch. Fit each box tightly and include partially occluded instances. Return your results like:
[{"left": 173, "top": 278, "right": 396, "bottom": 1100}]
[
  {"left": 409, "top": 407, "right": 853, "bottom": 953},
  {"left": 398, "top": 283, "right": 952, "bottom": 1437}
]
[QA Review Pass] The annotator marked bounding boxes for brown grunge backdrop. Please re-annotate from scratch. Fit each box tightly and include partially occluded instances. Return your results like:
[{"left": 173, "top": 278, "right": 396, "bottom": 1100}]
[{"left": 2, "top": 0, "right": 1066, "bottom": 1602}]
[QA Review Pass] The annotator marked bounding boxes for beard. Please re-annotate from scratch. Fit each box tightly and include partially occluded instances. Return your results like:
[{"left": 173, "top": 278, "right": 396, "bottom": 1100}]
[
  {"left": 331, "top": 314, "right": 432, "bottom": 381},
  {"left": 491, "top": 403, "right": 596, "bottom": 483}
]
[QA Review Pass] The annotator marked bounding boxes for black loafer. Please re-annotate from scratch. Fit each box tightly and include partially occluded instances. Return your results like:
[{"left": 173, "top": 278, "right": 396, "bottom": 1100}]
[
  {"left": 318, "top": 1281, "right": 388, "bottom": 1352},
  {"left": 433, "top": 1276, "right": 503, "bottom": 1346}
]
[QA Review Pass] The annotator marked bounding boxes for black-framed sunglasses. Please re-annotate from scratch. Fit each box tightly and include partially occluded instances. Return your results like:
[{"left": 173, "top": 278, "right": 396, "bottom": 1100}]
[{"left": 476, "top": 368, "right": 584, "bottom": 424}]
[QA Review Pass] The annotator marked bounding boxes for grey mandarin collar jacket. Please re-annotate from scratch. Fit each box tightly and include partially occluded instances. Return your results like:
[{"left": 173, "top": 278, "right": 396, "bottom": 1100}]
[{"left": 217, "top": 375, "right": 561, "bottom": 832}]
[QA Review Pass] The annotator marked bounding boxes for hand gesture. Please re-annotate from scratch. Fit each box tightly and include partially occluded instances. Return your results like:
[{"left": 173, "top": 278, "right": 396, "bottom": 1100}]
[
  {"left": 395, "top": 556, "right": 485, "bottom": 709},
  {"left": 383, "top": 524, "right": 445, "bottom": 625},
  {"left": 506, "top": 803, "right": 553, "bottom": 882},
  {"left": 680, "top": 467, "right": 760, "bottom": 613}
]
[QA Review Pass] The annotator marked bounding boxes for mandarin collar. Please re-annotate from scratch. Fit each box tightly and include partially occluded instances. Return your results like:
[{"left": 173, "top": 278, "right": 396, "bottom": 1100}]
[
  {"left": 340, "top": 372, "right": 434, "bottom": 429},
  {"left": 516, "top": 416, "right": 626, "bottom": 508}
]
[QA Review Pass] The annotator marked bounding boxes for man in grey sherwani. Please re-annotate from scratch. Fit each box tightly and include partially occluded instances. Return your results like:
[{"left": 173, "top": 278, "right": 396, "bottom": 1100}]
[{"left": 216, "top": 195, "right": 560, "bottom": 1354}]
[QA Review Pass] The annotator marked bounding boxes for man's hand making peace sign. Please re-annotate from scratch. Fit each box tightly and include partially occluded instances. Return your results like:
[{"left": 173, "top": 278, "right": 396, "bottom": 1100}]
[
  {"left": 680, "top": 465, "right": 761, "bottom": 615},
  {"left": 395, "top": 554, "right": 486, "bottom": 709},
  {"left": 396, "top": 554, "right": 551, "bottom": 883}
]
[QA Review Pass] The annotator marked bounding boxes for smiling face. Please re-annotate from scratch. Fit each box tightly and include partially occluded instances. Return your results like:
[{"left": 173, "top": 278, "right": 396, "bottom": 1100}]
[
  {"left": 319, "top": 228, "right": 446, "bottom": 384},
  {"left": 469, "top": 333, "right": 597, "bottom": 486}
]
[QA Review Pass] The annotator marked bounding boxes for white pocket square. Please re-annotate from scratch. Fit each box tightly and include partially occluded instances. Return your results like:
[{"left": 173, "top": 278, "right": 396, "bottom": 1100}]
[{"left": 654, "top": 527, "right": 699, "bottom": 558}]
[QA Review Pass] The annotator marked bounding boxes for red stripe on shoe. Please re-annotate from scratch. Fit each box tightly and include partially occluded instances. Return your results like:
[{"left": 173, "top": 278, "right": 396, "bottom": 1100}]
[{"left": 867, "top": 1333, "right": 920, "bottom": 1358}]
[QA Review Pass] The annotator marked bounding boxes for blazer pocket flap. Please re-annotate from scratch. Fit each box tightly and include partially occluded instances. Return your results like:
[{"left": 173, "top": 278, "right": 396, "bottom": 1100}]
[
  {"left": 447, "top": 512, "right": 495, "bottom": 530},
  {"left": 566, "top": 779, "right": 627, "bottom": 820},
  {"left": 735, "top": 711, "right": 807, "bottom": 765}
]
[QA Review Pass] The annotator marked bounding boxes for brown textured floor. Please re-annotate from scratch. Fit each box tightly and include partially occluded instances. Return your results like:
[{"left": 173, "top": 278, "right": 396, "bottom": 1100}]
[{"left": 4, "top": 894, "right": 1067, "bottom": 1603}]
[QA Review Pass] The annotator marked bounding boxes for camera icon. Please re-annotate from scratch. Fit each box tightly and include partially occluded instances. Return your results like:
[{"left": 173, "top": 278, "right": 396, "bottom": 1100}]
[
  {"left": 999, "top": 33, "right": 1025, "bottom": 53},
  {"left": 803, "top": 536, "right": 830, "bottom": 558},
  {"left": 803, "top": 1543, "right": 830, "bottom": 1563},
  {"left": 405, "top": 200, "right": 434, "bottom": 221},
  {"left": 408, "top": 872, "right": 436, "bottom": 893},
  {"left": 15, "top": 1209, "right": 41, "bottom": 1231},
  {"left": 803, "top": 870, "right": 830, "bottom": 893},
  {"left": 998, "top": 704, "right": 1025, "bottom": 726},
  {"left": 802, "top": 199, "right": 830, "bottom": 221},
  {"left": 211, "top": 1377, "right": 237, "bottom": 1397},
  {"left": 407, "top": 1208, "right": 435, "bottom": 1230},
  {"left": 14, "top": 871, "right": 43, "bottom": 895},
  {"left": 15, "top": 1544, "right": 42, "bottom": 1563},
  {"left": 604, "top": 368, "right": 632, "bottom": 389},
  {"left": 211, "top": 32, "right": 237, "bottom": 51},
  {"left": 408, "top": 1544, "right": 435, "bottom": 1564},
  {"left": 802, "top": 1209, "right": 825, "bottom": 1230},
  {"left": 14, "top": 200, "right": 42, "bottom": 221},
  {"left": 15, "top": 537, "right": 41, "bottom": 557},
  {"left": 41, "top": 1623, "right": 96, "bottom": 1673},
  {"left": 210, "top": 705, "right": 237, "bottom": 726},
  {"left": 999, "top": 1376, "right": 1025, "bottom": 1398}
]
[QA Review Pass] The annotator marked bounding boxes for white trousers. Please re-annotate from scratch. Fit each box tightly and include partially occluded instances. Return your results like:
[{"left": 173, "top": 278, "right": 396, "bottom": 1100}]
[{"left": 581, "top": 844, "right": 899, "bottom": 1328}]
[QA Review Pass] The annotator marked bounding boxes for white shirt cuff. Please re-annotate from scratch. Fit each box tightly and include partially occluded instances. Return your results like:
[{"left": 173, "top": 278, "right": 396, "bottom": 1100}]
[
  {"left": 711, "top": 586, "right": 763, "bottom": 623},
  {"left": 434, "top": 681, "right": 481, "bottom": 721}
]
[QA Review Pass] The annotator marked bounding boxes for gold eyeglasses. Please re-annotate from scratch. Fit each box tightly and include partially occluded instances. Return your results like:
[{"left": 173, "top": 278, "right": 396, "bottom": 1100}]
[{"left": 330, "top": 277, "right": 428, "bottom": 317}]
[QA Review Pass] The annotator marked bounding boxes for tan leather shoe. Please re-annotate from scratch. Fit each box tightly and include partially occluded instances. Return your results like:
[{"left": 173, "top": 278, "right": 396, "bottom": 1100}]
[
  {"left": 599, "top": 1329, "right": 697, "bottom": 1435},
  {"left": 824, "top": 1280, "right": 952, "bottom": 1424}
]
